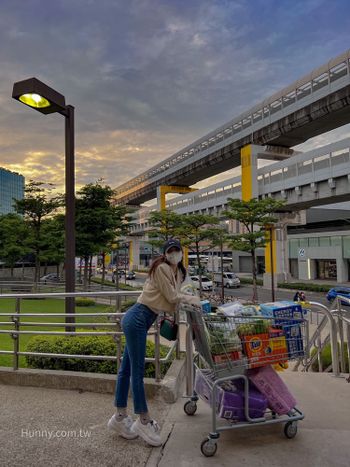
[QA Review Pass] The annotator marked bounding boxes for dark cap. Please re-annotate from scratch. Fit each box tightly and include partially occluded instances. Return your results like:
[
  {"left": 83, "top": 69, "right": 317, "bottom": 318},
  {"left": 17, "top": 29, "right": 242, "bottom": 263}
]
[{"left": 163, "top": 238, "right": 182, "bottom": 254}]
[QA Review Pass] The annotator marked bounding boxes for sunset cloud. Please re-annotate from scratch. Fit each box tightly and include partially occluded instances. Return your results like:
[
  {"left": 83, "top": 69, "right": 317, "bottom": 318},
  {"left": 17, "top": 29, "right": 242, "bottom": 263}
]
[{"left": 0, "top": 0, "right": 349, "bottom": 199}]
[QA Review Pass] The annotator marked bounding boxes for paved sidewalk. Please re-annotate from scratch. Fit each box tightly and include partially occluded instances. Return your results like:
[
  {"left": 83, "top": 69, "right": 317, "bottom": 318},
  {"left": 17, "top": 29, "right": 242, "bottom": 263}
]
[
  {"left": 148, "top": 372, "right": 350, "bottom": 467},
  {"left": 0, "top": 384, "right": 170, "bottom": 467}
]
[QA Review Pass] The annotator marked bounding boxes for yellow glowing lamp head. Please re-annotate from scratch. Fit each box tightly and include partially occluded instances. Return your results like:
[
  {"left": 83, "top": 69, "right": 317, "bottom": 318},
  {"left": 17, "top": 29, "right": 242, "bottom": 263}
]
[
  {"left": 13, "top": 78, "right": 66, "bottom": 114},
  {"left": 19, "top": 93, "right": 51, "bottom": 109}
]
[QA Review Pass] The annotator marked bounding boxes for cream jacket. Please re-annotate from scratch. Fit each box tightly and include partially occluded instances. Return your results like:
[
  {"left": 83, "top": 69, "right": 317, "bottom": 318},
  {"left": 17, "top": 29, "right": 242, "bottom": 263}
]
[{"left": 137, "top": 262, "right": 200, "bottom": 314}]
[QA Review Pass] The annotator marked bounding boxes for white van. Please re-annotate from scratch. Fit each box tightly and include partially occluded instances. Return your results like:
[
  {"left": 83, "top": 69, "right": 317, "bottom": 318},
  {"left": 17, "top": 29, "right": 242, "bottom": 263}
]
[{"left": 213, "top": 272, "right": 240, "bottom": 288}]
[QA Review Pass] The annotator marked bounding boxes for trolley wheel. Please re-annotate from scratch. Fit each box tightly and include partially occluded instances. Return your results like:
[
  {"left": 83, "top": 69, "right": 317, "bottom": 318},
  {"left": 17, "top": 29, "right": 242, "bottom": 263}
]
[
  {"left": 284, "top": 421, "right": 298, "bottom": 439},
  {"left": 184, "top": 401, "right": 197, "bottom": 416},
  {"left": 200, "top": 439, "right": 217, "bottom": 457}
]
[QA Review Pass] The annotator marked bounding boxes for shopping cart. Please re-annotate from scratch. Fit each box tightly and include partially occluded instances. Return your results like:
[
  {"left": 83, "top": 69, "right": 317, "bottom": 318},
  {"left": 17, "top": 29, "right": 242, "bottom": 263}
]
[{"left": 182, "top": 304, "right": 307, "bottom": 457}]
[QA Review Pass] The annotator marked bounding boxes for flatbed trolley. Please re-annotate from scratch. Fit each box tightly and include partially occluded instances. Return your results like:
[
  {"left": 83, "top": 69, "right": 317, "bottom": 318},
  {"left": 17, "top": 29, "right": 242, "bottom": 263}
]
[{"left": 182, "top": 304, "right": 307, "bottom": 457}]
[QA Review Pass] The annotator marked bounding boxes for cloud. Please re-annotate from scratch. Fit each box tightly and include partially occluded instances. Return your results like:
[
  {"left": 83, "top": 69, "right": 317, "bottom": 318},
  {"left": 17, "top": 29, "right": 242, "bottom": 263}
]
[{"left": 0, "top": 0, "right": 349, "bottom": 197}]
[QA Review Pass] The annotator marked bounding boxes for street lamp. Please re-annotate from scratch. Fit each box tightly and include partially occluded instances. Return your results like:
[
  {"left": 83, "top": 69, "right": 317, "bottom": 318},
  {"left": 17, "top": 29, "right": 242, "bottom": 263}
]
[{"left": 12, "top": 77, "right": 76, "bottom": 330}]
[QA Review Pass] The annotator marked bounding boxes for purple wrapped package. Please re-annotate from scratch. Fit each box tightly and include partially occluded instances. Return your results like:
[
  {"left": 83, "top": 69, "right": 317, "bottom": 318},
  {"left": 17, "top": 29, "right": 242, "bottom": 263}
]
[
  {"left": 217, "top": 380, "right": 268, "bottom": 422},
  {"left": 248, "top": 365, "right": 297, "bottom": 415},
  {"left": 194, "top": 369, "right": 223, "bottom": 411}
]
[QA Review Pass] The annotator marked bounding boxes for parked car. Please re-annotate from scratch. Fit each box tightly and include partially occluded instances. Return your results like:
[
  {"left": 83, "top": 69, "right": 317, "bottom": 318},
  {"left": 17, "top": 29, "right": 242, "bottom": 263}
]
[
  {"left": 190, "top": 275, "right": 213, "bottom": 291},
  {"left": 213, "top": 272, "right": 240, "bottom": 288},
  {"left": 39, "top": 273, "right": 60, "bottom": 283},
  {"left": 125, "top": 271, "right": 136, "bottom": 280},
  {"left": 326, "top": 286, "right": 350, "bottom": 305}
]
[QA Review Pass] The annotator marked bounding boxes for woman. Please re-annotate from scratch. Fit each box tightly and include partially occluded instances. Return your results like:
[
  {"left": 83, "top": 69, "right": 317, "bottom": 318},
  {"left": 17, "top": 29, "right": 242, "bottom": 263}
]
[{"left": 107, "top": 239, "right": 200, "bottom": 446}]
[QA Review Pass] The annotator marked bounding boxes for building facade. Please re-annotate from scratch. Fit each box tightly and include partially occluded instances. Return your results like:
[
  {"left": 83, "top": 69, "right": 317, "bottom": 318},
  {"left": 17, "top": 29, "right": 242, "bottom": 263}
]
[{"left": 0, "top": 168, "right": 24, "bottom": 214}]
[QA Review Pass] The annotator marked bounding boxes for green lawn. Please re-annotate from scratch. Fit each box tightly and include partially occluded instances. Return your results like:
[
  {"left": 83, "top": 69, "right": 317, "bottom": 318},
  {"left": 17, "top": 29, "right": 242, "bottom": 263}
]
[{"left": 0, "top": 298, "right": 112, "bottom": 368}]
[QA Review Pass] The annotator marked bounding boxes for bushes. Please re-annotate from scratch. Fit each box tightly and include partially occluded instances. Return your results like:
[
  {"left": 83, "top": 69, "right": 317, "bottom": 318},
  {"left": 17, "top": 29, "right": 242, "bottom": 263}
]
[
  {"left": 239, "top": 277, "right": 263, "bottom": 286},
  {"left": 311, "top": 342, "right": 349, "bottom": 372},
  {"left": 75, "top": 297, "right": 96, "bottom": 307},
  {"left": 25, "top": 331, "right": 171, "bottom": 377},
  {"left": 277, "top": 282, "right": 332, "bottom": 293}
]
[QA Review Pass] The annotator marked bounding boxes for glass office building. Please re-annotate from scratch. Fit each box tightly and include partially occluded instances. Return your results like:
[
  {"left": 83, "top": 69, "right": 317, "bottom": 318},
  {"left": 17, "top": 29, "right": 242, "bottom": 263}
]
[{"left": 0, "top": 168, "right": 24, "bottom": 214}]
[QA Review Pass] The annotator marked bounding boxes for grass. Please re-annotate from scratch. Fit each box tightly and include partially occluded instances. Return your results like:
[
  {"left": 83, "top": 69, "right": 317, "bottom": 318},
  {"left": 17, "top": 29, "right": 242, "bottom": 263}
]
[{"left": 0, "top": 298, "right": 112, "bottom": 368}]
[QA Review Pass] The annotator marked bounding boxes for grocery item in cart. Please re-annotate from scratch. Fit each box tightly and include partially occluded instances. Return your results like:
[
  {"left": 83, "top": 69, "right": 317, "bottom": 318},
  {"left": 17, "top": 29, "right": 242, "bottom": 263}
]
[
  {"left": 259, "top": 301, "right": 304, "bottom": 359},
  {"left": 200, "top": 300, "right": 211, "bottom": 314},
  {"left": 194, "top": 369, "right": 223, "bottom": 410},
  {"left": 205, "top": 316, "right": 243, "bottom": 362},
  {"left": 259, "top": 301, "right": 303, "bottom": 321},
  {"left": 248, "top": 365, "right": 297, "bottom": 415},
  {"left": 241, "top": 334, "right": 289, "bottom": 368},
  {"left": 218, "top": 379, "right": 268, "bottom": 422},
  {"left": 194, "top": 370, "right": 268, "bottom": 422}
]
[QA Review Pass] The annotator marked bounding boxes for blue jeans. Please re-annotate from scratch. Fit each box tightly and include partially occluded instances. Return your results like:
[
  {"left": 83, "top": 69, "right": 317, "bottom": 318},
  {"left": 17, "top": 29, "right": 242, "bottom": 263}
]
[{"left": 114, "top": 303, "right": 157, "bottom": 414}]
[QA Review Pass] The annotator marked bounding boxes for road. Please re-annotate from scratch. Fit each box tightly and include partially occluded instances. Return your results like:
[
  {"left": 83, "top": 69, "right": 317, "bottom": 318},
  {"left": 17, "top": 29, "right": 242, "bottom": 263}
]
[
  {"left": 111, "top": 272, "right": 330, "bottom": 307},
  {"left": 222, "top": 284, "right": 329, "bottom": 306}
]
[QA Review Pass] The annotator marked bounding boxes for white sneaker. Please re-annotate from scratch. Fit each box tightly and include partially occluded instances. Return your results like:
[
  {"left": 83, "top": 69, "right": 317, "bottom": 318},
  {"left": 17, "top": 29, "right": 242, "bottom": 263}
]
[
  {"left": 131, "top": 418, "right": 162, "bottom": 447},
  {"left": 107, "top": 414, "right": 138, "bottom": 440}
]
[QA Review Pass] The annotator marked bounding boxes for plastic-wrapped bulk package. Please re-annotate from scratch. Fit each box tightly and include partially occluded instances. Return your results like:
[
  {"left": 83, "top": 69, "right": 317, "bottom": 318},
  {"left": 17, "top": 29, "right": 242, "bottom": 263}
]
[
  {"left": 217, "top": 379, "right": 268, "bottom": 422},
  {"left": 194, "top": 370, "right": 268, "bottom": 422},
  {"left": 216, "top": 302, "right": 243, "bottom": 317},
  {"left": 194, "top": 369, "right": 223, "bottom": 411},
  {"left": 248, "top": 365, "right": 297, "bottom": 415}
]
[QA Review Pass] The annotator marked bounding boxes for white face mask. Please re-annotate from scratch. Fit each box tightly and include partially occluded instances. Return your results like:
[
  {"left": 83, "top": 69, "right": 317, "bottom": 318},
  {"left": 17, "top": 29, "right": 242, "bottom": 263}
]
[{"left": 166, "top": 251, "right": 183, "bottom": 265}]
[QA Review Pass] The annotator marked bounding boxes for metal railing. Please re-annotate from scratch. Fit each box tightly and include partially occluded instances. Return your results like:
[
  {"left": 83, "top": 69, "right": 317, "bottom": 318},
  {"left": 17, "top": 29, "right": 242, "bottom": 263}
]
[
  {"left": 333, "top": 296, "right": 350, "bottom": 378},
  {"left": 0, "top": 290, "right": 179, "bottom": 382},
  {"left": 297, "top": 299, "right": 350, "bottom": 379}
]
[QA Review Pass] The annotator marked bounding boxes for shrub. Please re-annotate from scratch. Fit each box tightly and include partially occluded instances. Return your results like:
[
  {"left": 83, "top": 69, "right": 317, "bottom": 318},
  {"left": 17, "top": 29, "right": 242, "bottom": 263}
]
[
  {"left": 25, "top": 331, "right": 171, "bottom": 377},
  {"left": 311, "top": 342, "right": 349, "bottom": 372},
  {"left": 277, "top": 282, "right": 331, "bottom": 293},
  {"left": 239, "top": 277, "right": 263, "bottom": 286},
  {"left": 76, "top": 297, "right": 96, "bottom": 307}
]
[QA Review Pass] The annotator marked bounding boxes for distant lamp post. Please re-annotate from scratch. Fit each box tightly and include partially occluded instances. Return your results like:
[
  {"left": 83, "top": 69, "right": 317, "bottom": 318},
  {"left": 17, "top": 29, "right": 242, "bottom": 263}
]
[{"left": 12, "top": 77, "right": 76, "bottom": 330}]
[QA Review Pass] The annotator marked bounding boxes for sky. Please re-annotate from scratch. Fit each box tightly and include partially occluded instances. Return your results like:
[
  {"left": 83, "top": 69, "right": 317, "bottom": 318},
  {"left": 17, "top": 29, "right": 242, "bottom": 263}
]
[{"left": 1, "top": 0, "right": 350, "bottom": 201}]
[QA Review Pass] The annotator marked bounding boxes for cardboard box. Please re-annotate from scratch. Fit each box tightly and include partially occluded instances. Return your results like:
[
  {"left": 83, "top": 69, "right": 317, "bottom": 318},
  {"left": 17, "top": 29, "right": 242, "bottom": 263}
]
[
  {"left": 212, "top": 350, "right": 242, "bottom": 364},
  {"left": 242, "top": 333, "right": 288, "bottom": 368}
]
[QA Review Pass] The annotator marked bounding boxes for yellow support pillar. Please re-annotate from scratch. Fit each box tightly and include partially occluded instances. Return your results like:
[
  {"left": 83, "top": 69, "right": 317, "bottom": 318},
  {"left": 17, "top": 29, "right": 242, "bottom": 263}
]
[{"left": 240, "top": 144, "right": 276, "bottom": 277}]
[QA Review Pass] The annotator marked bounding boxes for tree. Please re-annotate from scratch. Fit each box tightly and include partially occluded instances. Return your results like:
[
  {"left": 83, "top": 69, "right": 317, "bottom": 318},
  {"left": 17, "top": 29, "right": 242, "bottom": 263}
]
[
  {"left": 174, "top": 213, "right": 219, "bottom": 293},
  {"left": 39, "top": 215, "right": 65, "bottom": 276},
  {"left": 148, "top": 209, "right": 182, "bottom": 253},
  {"left": 14, "top": 181, "right": 63, "bottom": 283},
  {"left": 206, "top": 225, "right": 230, "bottom": 302},
  {"left": 0, "top": 214, "right": 31, "bottom": 277},
  {"left": 224, "top": 198, "right": 285, "bottom": 302},
  {"left": 75, "top": 181, "right": 130, "bottom": 288}
]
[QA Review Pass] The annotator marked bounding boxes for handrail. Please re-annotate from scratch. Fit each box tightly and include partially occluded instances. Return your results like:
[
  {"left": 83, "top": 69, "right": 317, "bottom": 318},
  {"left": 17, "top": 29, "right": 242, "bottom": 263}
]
[
  {"left": 300, "top": 299, "right": 350, "bottom": 379},
  {"left": 0, "top": 290, "right": 178, "bottom": 382},
  {"left": 294, "top": 301, "right": 339, "bottom": 376},
  {"left": 333, "top": 296, "right": 350, "bottom": 378}
]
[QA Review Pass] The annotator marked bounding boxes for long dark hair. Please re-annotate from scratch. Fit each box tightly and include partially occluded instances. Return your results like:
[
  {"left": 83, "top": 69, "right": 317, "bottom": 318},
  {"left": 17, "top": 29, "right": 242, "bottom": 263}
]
[{"left": 149, "top": 255, "right": 187, "bottom": 281}]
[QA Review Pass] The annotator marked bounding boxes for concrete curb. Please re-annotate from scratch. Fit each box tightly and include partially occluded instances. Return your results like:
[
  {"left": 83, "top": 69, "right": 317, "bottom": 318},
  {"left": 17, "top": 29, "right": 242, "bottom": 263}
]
[{"left": 0, "top": 358, "right": 186, "bottom": 403}]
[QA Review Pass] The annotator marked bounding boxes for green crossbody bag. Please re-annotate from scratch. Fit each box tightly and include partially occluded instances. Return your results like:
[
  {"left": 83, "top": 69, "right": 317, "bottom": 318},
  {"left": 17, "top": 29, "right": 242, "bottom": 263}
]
[{"left": 159, "top": 317, "right": 178, "bottom": 341}]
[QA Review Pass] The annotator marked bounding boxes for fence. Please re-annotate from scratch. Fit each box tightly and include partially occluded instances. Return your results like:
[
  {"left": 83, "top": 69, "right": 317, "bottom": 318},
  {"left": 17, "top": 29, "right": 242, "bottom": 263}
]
[{"left": 0, "top": 290, "right": 179, "bottom": 382}]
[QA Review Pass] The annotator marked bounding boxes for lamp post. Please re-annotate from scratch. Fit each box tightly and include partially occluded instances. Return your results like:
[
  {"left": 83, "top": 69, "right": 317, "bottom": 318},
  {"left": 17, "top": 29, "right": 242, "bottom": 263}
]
[{"left": 12, "top": 78, "right": 76, "bottom": 330}]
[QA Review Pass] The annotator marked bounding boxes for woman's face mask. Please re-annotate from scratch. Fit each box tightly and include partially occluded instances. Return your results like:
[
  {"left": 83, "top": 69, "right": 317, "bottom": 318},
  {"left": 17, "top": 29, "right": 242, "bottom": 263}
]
[{"left": 166, "top": 251, "right": 183, "bottom": 265}]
